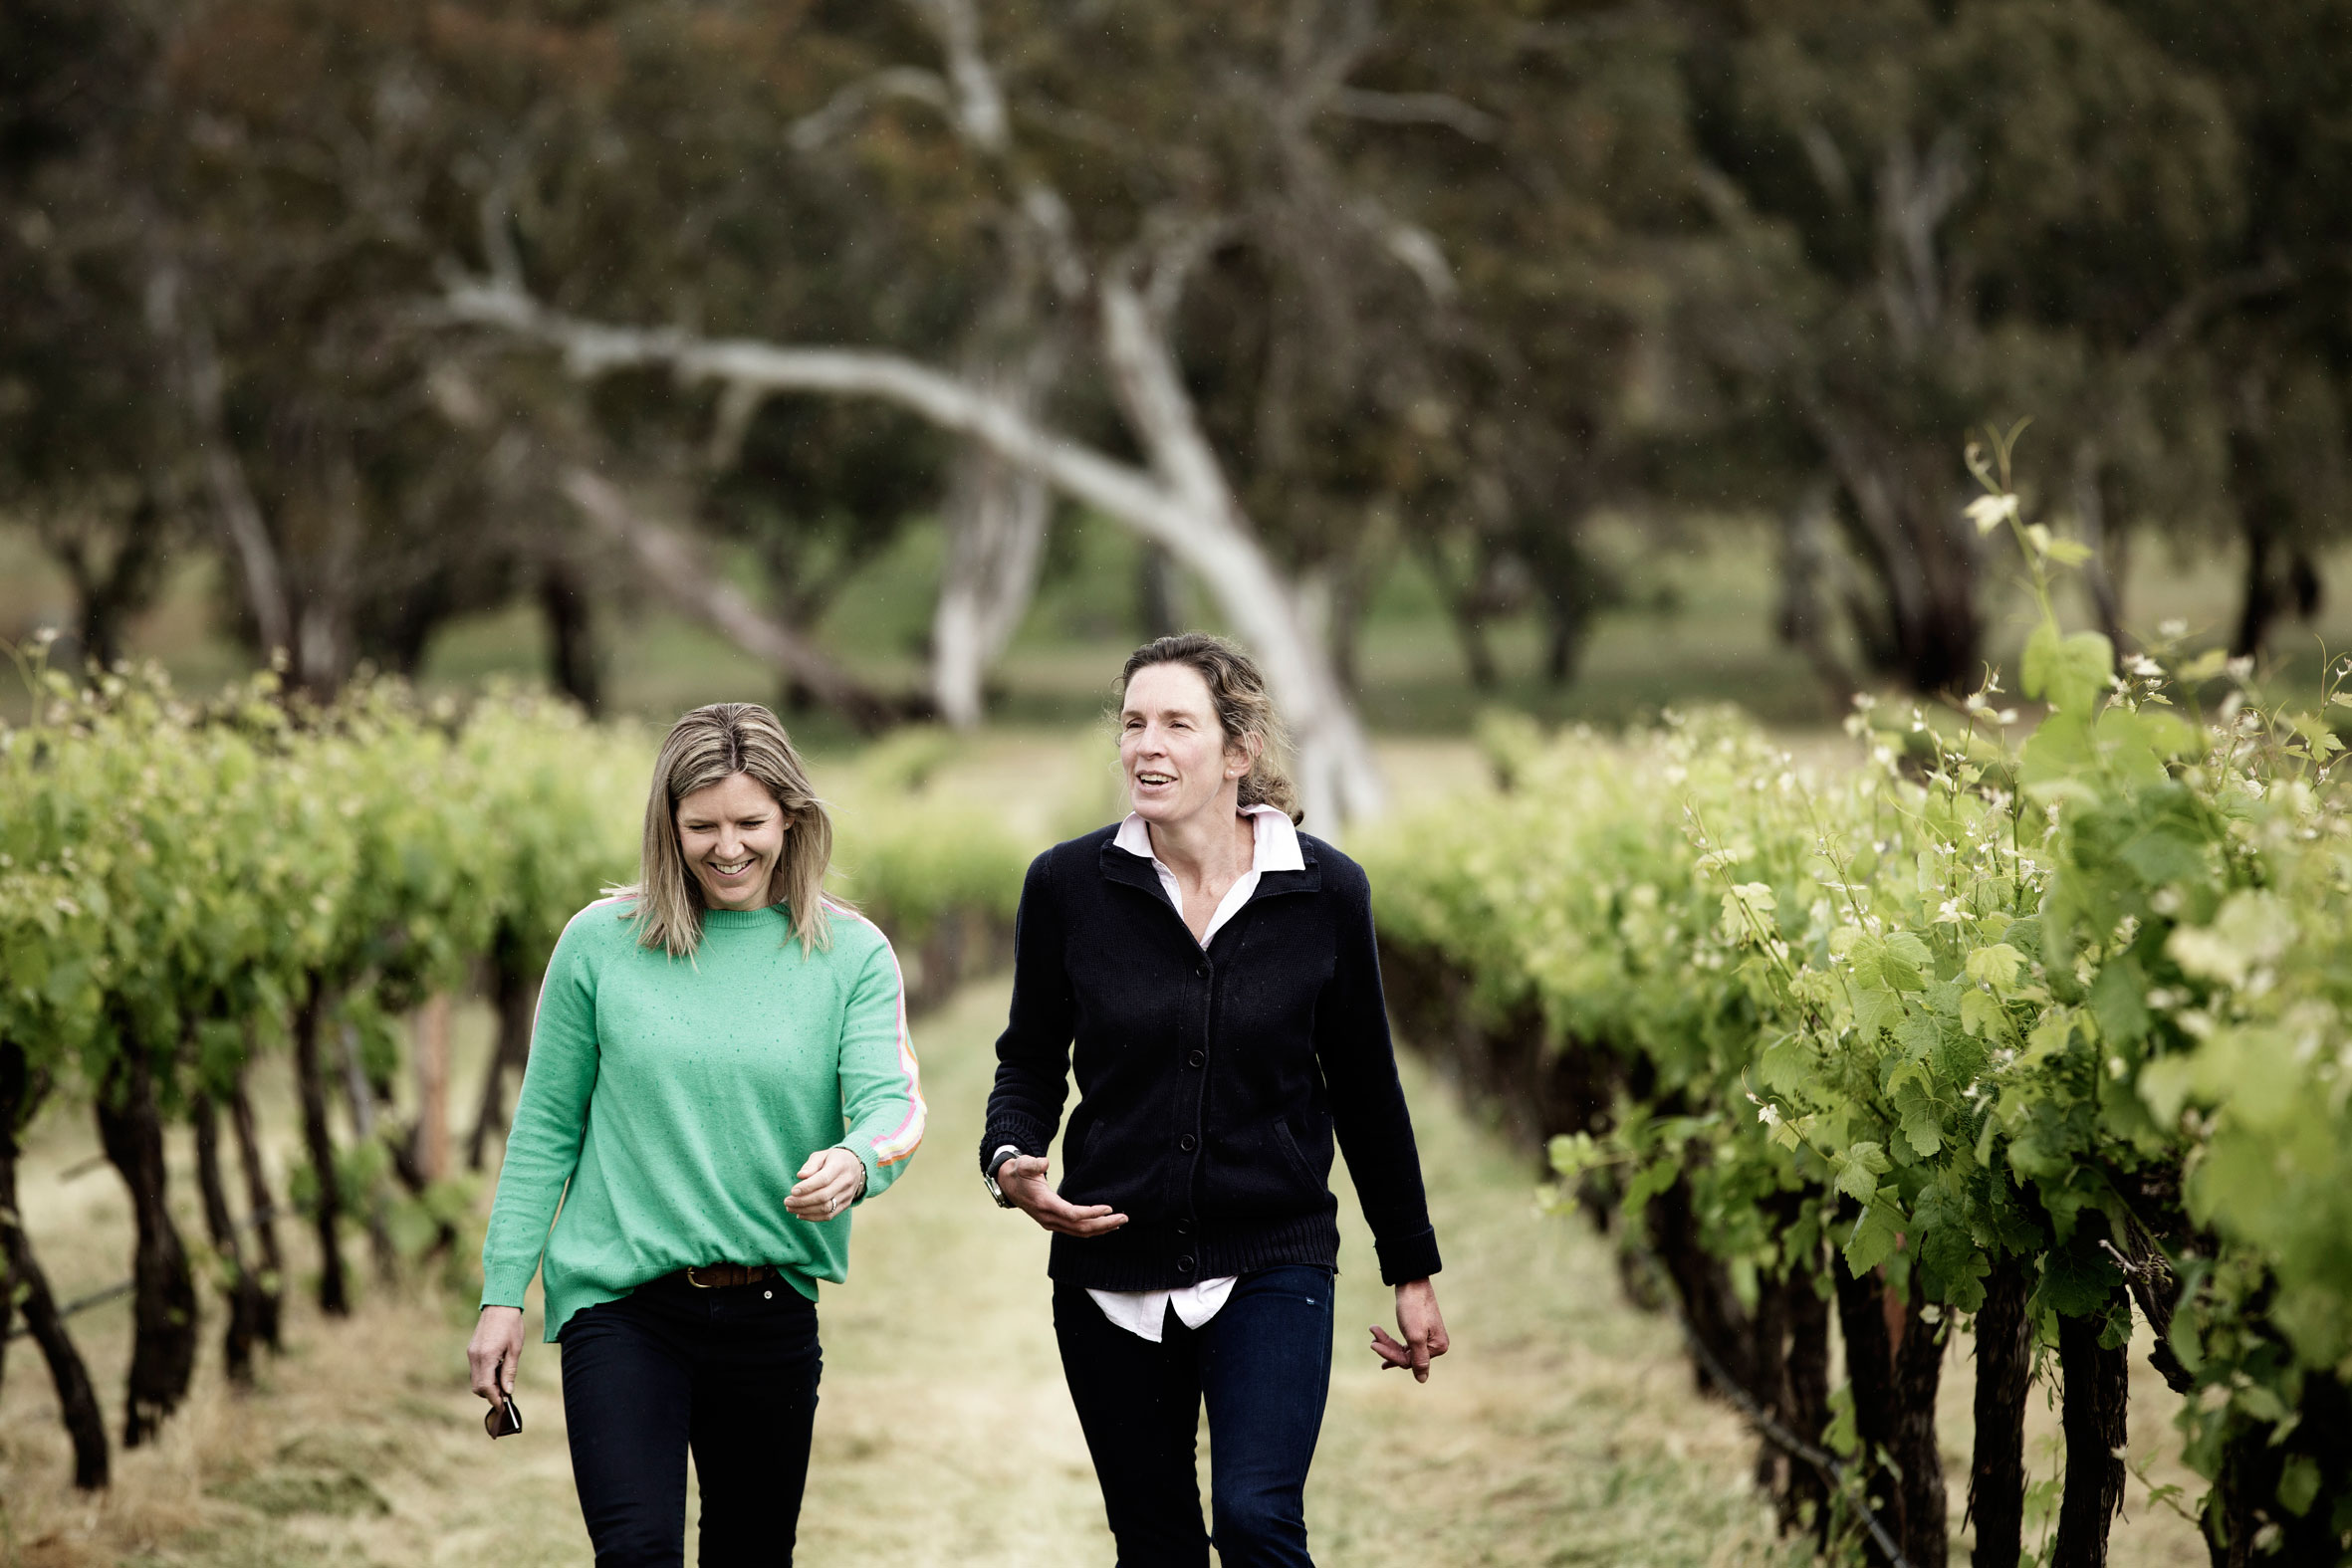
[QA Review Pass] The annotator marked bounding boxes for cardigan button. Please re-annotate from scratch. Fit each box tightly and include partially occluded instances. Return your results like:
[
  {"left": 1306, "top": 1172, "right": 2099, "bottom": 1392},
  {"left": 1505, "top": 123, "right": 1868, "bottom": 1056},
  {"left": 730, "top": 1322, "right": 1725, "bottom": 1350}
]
[
  {"left": 1176, "top": 1219, "right": 1194, "bottom": 1235},
  {"left": 1196, "top": 962, "right": 1209, "bottom": 978},
  {"left": 1177, "top": 1254, "right": 1196, "bottom": 1273},
  {"left": 1186, "top": 1049, "right": 1206, "bottom": 1068},
  {"left": 1178, "top": 1133, "right": 1198, "bottom": 1153}
]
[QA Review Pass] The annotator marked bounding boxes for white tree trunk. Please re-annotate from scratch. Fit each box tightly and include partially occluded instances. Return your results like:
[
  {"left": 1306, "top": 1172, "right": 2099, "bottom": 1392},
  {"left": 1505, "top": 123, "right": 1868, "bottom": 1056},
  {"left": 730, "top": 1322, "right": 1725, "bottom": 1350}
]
[
  {"left": 442, "top": 279, "right": 1386, "bottom": 827},
  {"left": 930, "top": 355, "right": 1053, "bottom": 728},
  {"left": 1092, "top": 280, "right": 1386, "bottom": 829}
]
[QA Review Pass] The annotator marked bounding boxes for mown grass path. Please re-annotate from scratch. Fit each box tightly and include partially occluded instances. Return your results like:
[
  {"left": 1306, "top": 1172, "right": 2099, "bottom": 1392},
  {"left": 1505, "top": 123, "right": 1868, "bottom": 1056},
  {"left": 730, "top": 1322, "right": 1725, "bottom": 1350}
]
[{"left": 5, "top": 975, "right": 1792, "bottom": 1566}]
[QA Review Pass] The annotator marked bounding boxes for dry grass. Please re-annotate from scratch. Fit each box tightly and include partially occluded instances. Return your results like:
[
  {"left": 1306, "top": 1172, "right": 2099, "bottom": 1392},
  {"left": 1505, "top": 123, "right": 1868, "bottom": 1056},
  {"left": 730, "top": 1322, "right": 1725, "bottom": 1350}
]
[{"left": 2, "top": 973, "right": 2211, "bottom": 1565}]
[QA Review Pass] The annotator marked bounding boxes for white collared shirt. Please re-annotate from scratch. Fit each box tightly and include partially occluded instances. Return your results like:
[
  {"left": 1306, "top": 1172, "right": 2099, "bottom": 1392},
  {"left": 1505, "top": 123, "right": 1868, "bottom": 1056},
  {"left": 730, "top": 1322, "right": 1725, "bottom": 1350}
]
[{"left": 998, "top": 805, "right": 1305, "bottom": 1342}]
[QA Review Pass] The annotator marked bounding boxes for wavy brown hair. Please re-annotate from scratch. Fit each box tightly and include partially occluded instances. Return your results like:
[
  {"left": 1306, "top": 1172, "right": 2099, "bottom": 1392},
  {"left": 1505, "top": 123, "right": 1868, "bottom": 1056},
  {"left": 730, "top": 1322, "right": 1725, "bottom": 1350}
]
[
  {"left": 1116, "top": 633, "right": 1302, "bottom": 824},
  {"left": 613, "top": 703, "right": 835, "bottom": 958}
]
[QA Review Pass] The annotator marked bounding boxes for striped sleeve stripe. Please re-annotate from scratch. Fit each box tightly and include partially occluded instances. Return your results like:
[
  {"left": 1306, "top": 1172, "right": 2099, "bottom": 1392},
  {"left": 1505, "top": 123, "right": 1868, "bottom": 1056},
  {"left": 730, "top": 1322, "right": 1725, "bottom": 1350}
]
[{"left": 827, "top": 899, "right": 926, "bottom": 1166}]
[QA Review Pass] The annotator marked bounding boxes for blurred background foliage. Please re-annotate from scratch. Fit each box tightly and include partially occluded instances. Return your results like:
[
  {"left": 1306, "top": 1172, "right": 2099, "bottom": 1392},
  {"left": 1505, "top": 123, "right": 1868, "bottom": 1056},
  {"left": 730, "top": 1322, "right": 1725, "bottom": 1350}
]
[{"left": 2, "top": 0, "right": 2348, "bottom": 748}]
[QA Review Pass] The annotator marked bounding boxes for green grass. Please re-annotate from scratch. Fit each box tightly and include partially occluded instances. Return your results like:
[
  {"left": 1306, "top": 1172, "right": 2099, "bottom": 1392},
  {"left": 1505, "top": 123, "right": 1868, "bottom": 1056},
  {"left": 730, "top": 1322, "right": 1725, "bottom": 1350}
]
[
  {"left": 0, "top": 964, "right": 2213, "bottom": 1567},
  {"left": 13, "top": 505, "right": 2340, "bottom": 741}
]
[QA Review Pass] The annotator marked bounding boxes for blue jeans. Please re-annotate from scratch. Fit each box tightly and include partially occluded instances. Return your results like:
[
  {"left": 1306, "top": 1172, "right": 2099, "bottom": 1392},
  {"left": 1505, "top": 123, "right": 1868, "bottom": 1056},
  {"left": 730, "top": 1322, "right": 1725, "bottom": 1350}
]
[
  {"left": 1054, "top": 1265, "right": 1336, "bottom": 1568},
  {"left": 557, "top": 1272, "right": 823, "bottom": 1567}
]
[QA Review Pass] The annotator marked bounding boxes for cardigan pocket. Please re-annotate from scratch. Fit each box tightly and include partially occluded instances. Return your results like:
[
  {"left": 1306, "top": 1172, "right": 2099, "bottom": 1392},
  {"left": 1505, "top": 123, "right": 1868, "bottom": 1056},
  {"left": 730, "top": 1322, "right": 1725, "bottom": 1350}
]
[{"left": 1272, "top": 1115, "right": 1330, "bottom": 1189}]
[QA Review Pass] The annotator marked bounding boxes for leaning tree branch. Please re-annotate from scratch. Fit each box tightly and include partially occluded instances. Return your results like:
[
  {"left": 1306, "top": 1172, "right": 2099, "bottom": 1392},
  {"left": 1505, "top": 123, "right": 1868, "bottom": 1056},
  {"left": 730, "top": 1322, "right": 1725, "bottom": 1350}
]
[
  {"left": 439, "top": 280, "right": 1194, "bottom": 547},
  {"left": 558, "top": 469, "right": 908, "bottom": 733},
  {"left": 1324, "top": 88, "right": 1502, "bottom": 142},
  {"left": 787, "top": 68, "right": 955, "bottom": 153}
]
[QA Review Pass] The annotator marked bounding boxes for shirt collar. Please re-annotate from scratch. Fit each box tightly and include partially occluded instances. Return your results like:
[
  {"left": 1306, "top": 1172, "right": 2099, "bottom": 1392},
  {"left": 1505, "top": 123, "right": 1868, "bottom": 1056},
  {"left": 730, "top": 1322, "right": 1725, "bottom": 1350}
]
[{"left": 1113, "top": 804, "right": 1304, "bottom": 873}]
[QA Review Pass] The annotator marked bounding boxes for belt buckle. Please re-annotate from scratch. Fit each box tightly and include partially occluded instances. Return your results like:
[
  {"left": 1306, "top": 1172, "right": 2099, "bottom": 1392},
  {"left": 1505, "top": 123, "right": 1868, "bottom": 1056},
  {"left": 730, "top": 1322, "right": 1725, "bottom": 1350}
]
[{"left": 687, "top": 1263, "right": 758, "bottom": 1289}]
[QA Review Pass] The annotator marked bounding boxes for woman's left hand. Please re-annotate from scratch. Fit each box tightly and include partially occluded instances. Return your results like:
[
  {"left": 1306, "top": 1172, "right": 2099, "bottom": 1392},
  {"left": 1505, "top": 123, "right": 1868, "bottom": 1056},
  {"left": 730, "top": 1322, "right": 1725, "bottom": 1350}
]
[
  {"left": 1369, "top": 1278, "right": 1450, "bottom": 1383},
  {"left": 786, "top": 1147, "right": 866, "bottom": 1222}
]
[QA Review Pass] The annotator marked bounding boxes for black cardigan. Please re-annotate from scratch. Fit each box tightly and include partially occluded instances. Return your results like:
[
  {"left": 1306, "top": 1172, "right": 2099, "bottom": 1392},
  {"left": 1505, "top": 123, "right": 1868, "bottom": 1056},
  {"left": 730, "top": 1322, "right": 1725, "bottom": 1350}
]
[{"left": 980, "top": 822, "right": 1443, "bottom": 1290}]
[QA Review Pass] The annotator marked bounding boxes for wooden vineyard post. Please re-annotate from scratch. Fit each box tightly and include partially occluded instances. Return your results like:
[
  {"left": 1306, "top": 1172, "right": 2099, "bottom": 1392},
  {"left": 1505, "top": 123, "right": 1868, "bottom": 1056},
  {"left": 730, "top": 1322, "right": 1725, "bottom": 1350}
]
[{"left": 414, "top": 995, "right": 451, "bottom": 1184}]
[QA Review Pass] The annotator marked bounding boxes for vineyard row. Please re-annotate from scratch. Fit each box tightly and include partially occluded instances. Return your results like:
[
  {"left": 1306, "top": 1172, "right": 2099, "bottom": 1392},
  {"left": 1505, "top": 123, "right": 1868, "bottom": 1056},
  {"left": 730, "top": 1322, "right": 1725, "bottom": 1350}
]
[
  {"left": 0, "top": 663, "right": 1028, "bottom": 1490},
  {"left": 1365, "top": 461, "right": 2352, "bottom": 1568}
]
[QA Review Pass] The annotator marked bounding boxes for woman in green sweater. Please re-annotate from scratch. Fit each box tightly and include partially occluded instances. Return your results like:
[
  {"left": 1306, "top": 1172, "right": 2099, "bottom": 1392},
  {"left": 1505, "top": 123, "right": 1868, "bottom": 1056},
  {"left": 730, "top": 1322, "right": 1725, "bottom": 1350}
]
[{"left": 468, "top": 702, "right": 924, "bottom": 1567}]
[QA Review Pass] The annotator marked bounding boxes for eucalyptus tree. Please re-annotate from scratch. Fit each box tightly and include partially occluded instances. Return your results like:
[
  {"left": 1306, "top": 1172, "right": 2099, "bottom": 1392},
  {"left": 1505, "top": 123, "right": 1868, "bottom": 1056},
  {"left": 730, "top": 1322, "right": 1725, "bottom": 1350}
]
[
  {"left": 0, "top": 0, "right": 185, "bottom": 672},
  {"left": 2109, "top": 0, "right": 2352, "bottom": 658},
  {"left": 1674, "top": 0, "right": 2253, "bottom": 692},
  {"left": 440, "top": 0, "right": 1621, "bottom": 823}
]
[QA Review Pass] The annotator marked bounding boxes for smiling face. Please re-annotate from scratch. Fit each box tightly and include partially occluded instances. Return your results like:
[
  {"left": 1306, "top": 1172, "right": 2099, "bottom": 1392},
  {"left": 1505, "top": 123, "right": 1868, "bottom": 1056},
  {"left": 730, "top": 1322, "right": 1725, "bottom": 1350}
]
[
  {"left": 1120, "top": 661, "right": 1252, "bottom": 828},
  {"left": 674, "top": 771, "right": 790, "bottom": 911}
]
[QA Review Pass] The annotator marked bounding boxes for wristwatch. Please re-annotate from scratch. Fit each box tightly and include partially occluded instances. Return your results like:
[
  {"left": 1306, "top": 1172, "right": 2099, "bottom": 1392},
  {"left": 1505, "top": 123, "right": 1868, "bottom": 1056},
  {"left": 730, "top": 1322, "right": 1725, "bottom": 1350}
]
[{"left": 983, "top": 1144, "right": 1023, "bottom": 1209}]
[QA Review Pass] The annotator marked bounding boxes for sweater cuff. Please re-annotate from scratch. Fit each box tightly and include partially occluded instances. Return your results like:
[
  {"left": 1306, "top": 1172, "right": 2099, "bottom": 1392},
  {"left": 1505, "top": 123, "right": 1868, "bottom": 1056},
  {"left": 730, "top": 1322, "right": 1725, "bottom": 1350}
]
[
  {"left": 977, "top": 1119, "right": 1052, "bottom": 1173},
  {"left": 1373, "top": 1226, "right": 1442, "bottom": 1286},
  {"left": 836, "top": 1142, "right": 878, "bottom": 1206},
  {"left": 479, "top": 1268, "right": 533, "bottom": 1312}
]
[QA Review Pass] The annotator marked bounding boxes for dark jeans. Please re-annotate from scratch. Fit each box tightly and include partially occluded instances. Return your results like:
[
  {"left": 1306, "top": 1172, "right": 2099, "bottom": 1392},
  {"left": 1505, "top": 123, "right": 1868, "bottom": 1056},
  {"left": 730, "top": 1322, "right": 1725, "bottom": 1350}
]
[
  {"left": 1055, "top": 1265, "right": 1336, "bottom": 1568},
  {"left": 557, "top": 1271, "right": 823, "bottom": 1567}
]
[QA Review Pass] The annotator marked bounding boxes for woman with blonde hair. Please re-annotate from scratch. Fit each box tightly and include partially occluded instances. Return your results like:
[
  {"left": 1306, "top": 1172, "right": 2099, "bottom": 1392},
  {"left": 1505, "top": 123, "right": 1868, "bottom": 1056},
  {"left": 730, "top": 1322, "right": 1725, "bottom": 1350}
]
[
  {"left": 983, "top": 633, "right": 1447, "bottom": 1567},
  {"left": 469, "top": 702, "right": 923, "bottom": 1567}
]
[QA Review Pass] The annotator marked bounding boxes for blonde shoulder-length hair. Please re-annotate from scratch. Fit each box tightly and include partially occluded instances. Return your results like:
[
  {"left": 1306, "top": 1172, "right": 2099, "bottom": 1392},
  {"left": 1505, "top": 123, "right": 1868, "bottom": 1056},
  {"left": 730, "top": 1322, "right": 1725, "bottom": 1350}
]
[{"left": 613, "top": 703, "right": 835, "bottom": 958}]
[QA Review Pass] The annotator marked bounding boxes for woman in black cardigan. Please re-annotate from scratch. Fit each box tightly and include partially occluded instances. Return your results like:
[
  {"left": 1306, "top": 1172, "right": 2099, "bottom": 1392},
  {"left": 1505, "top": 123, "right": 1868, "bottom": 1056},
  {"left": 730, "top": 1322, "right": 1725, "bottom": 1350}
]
[{"left": 981, "top": 632, "right": 1448, "bottom": 1568}]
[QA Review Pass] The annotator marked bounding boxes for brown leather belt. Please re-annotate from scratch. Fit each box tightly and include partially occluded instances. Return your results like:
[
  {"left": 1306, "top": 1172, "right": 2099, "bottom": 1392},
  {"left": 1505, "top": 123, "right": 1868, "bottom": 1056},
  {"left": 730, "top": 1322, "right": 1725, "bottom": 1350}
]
[{"left": 683, "top": 1262, "right": 776, "bottom": 1289}]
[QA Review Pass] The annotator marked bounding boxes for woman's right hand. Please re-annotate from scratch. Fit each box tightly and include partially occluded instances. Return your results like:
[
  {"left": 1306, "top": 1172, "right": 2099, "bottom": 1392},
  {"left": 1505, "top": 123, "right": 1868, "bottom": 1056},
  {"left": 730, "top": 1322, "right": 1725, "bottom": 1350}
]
[
  {"left": 995, "top": 1155, "right": 1129, "bottom": 1236},
  {"left": 469, "top": 1305, "right": 526, "bottom": 1404}
]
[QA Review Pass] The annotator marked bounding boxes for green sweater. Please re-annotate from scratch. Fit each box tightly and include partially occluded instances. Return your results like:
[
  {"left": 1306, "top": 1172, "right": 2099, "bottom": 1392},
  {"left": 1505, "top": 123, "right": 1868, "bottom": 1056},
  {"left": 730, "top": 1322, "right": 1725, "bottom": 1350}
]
[{"left": 480, "top": 896, "right": 924, "bottom": 1340}]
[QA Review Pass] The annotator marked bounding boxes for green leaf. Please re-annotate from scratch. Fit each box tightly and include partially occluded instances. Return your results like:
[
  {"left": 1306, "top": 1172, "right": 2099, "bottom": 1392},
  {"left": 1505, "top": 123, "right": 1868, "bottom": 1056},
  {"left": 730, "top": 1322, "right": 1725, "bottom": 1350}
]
[
  {"left": 2026, "top": 1008, "right": 2075, "bottom": 1063},
  {"left": 1853, "top": 984, "right": 1904, "bottom": 1042},
  {"left": 2277, "top": 1456, "right": 2319, "bottom": 1518},
  {"left": 2089, "top": 964, "right": 2150, "bottom": 1047},
  {"left": 1877, "top": 931, "right": 1930, "bottom": 992},
  {"left": 1835, "top": 1142, "right": 1892, "bottom": 1203},
  {"left": 2138, "top": 1054, "right": 2196, "bottom": 1124},
  {"left": 1844, "top": 1197, "right": 1903, "bottom": 1275},
  {"left": 2049, "top": 631, "right": 2115, "bottom": 715},
  {"left": 2178, "top": 647, "right": 2230, "bottom": 683},
  {"left": 1960, "top": 987, "right": 2008, "bottom": 1039},
  {"left": 1760, "top": 1033, "right": 1813, "bottom": 1095},
  {"left": 2022, "top": 620, "right": 2063, "bottom": 703},
  {"left": 1965, "top": 943, "right": 2024, "bottom": 996},
  {"left": 2033, "top": 1241, "right": 2124, "bottom": 1319},
  {"left": 2168, "top": 892, "right": 2296, "bottom": 989},
  {"left": 1898, "top": 1096, "right": 1945, "bottom": 1161}
]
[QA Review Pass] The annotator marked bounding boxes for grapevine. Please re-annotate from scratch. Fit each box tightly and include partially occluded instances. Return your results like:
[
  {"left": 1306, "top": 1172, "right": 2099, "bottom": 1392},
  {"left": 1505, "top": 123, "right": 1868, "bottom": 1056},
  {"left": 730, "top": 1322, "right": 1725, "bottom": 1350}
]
[{"left": 1368, "top": 431, "right": 2352, "bottom": 1564}]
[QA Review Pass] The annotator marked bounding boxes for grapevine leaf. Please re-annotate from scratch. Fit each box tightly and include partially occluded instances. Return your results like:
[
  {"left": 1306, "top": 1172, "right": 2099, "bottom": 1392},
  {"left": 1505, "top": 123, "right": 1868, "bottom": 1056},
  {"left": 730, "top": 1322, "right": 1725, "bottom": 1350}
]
[
  {"left": 2048, "top": 631, "right": 2115, "bottom": 716},
  {"left": 2024, "top": 1009, "right": 2073, "bottom": 1064},
  {"left": 2021, "top": 620, "right": 2062, "bottom": 703},
  {"left": 2032, "top": 1239, "right": 2123, "bottom": 1319},
  {"left": 1913, "top": 1184, "right": 1990, "bottom": 1309},
  {"left": 2167, "top": 891, "right": 2296, "bottom": 989},
  {"left": 1760, "top": 1033, "right": 1812, "bottom": 1094},
  {"left": 1719, "top": 881, "right": 1776, "bottom": 941},
  {"left": 2277, "top": 1456, "right": 2319, "bottom": 1518},
  {"left": 1898, "top": 1092, "right": 1945, "bottom": 1161},
  {"left": 1835, "top": 1141, "right": 1892, "bottom": 1203},
  {"left": 1853, "top": 985, "right": 1904, "bottom": 1042},
  {"left": 2233, "top": 1384, "right": 2290, "bottom": 1425},
  {"left": 1965, "top": 942, "right": 2024, "bottom": 996},
  {"left": 2088, "top": 964, "right": 2149, "bottom": 1046},
  {"left": 2178, "top": 647, "right": 2230, "bottom": 682},
  {"left": 1960, "top": 988, "right": 2007, "bottom": 1039},
  {"left": 2119, "top": 821, "right": 2207, "bottom": 887},
  {"left": 1843, "top": 1196, "right": 1903, "bottom": 1275},
  {"left": 2138, "top": 1054, "right": 2197, "bottom": 1124},
  {"left": 2002, "top": 917, "right": 2043, "bottom": 960}
]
